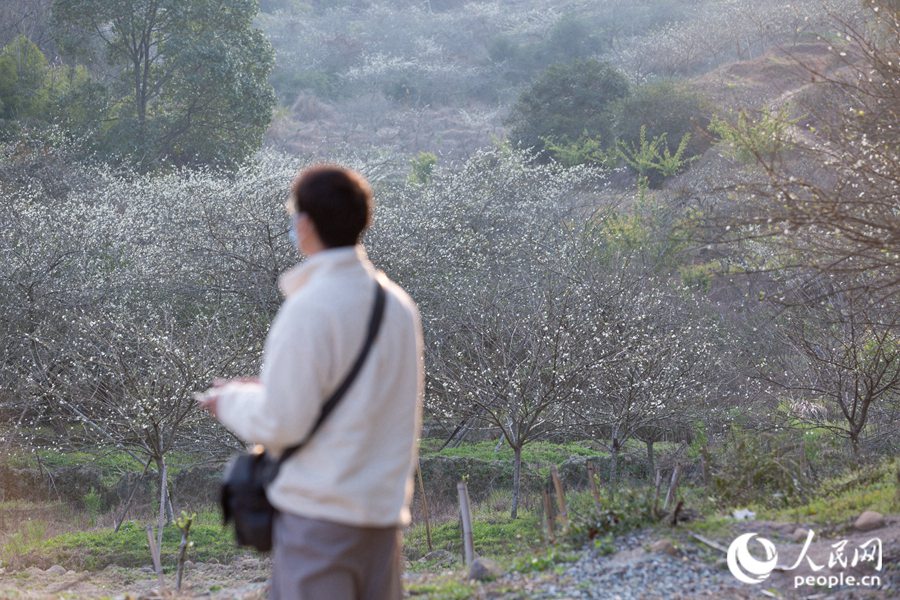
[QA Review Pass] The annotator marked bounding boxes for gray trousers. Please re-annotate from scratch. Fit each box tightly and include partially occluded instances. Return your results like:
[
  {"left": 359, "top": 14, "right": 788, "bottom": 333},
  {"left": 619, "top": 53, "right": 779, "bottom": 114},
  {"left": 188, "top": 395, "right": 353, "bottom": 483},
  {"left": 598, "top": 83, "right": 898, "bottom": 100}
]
[{"left": 270, "top": 512, "right": 403, "bottom": 600}]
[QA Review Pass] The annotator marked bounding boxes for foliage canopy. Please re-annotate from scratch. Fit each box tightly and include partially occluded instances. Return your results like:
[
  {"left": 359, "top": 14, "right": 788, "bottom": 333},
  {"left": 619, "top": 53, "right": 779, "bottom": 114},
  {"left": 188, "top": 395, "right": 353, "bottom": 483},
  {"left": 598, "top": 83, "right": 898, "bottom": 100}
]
[
  {"left": 505, "top": 59, "right": 629, "bottom": 155},
  {"left": 52, "top": 0, "right": 276, "bottom": 170}
]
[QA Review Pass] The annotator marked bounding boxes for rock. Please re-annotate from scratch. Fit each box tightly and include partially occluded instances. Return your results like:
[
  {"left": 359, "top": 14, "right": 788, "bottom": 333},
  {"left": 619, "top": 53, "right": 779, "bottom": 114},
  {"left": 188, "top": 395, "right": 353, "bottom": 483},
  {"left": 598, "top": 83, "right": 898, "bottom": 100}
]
[
  {"left": 854, "top": 511, "right": 885, "bottom": 532},
  {"left": 650, "top": 538, "right": 678, "bottom": 556},
  {"left": 237, "top": 557, "right": 261, "bottom": 570},
  {"left": 66, "top": 570, "right": 76, "bottom": 576},
  {"left": 140, "top": 566, "right": 155, "bottom": 573},
  {"left": 183, "top": 560, "right": 194, "bottom": 569},
  {"left": 45, "top": 565, "right": 67, "bottom": 575},
  {"left": 731, "top": 509, "right": 755, "bottom": 520},
  {"left": 420, "top": 549, "right": 455, "bottom": 567},
  {"left": 468, "top": 557, "right": 503, "bottom": 582},
  {"left": 792, "top": 527, "right": 810, "bottom": 542},
  {"left": 0, "top": 567, "right": 5, "bottom": 575}
]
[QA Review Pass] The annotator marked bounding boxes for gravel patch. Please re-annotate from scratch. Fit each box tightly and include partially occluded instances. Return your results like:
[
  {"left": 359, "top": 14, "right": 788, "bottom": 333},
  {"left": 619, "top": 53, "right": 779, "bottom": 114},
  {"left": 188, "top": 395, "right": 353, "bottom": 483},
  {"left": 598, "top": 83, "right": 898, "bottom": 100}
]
[
  {"left": 487, "top": 529, "right": 751, "bottom": 600},
  {"left": 491, "top": 523, "right": 896, "bottom": 600},
  {"left": 553, "top": 530, "right": 748, "bottom": 599}
]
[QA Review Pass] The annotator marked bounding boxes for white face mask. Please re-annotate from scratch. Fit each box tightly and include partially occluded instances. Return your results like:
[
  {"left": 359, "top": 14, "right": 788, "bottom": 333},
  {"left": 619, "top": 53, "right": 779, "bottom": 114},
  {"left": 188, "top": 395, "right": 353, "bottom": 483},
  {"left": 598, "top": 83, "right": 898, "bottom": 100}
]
[{"left": 288, "top": 213, "right": 301, "bottom": 251}]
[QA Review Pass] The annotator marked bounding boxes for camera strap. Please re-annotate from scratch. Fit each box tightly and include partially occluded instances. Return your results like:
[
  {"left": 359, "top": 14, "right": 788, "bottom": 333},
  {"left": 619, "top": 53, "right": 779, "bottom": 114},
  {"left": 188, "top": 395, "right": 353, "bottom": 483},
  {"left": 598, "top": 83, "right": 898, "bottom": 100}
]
[{"left": 272, "top": 278, "right": 387, "bottom": 473}]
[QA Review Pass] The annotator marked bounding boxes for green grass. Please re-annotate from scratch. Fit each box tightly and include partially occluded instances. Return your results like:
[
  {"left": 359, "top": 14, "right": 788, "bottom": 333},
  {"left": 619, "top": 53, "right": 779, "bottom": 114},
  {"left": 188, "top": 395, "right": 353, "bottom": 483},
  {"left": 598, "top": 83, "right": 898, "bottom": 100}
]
[
  {"left": 757, "top": 457, "right": 899, "bottom": 525},
  {"left": 407, "top": 577, "right": 476, "bottom": 599},
  {"left": 3, "top": 448, "right": 201, "bottom": 486},
  {"left": 3, "top": 510, "right": 246, "bottom": 571},
  {"left": 689, "top": 458, "right": 899, "bottom": 537},
  {"left": 510, "top": 545, "right": 579, "bottom": 573},
  {"left": 688, "top": 514, "right": 735, "bottom": 536},
  {"left": 405, "top": 491, "right": 592, "bottom": 577},
  {"left": 0, "top": 520, "right": 50, "bottom": 567},
  {"left": 406, "top": 506, "right": 543, "bottom": 563},
  {"left": 419, "top": 439, "right": 607, "bottom": 464}
]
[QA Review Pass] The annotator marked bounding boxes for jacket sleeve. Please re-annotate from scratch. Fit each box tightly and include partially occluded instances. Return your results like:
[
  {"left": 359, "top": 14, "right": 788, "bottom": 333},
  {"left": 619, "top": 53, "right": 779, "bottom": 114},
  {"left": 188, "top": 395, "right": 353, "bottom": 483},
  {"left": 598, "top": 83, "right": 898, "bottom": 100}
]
[{"left": 216, "top": 303, "right": 330, "bottom": 451}]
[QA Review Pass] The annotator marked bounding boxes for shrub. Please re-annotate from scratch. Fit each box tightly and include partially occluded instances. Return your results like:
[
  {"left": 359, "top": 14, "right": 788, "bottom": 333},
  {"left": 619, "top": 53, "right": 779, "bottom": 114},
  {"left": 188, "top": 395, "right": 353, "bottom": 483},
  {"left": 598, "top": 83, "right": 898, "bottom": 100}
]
[
  {"left": 615, "top": 80, "right": 711, "bottom": 159},
  {"left": 712, "top": 425, "right": 814, "bottom": 508},
  {"left": 617, "top": 125, "right": 696, "bottom": 188},
  {"left": 0, "top": 36, "right": 49, "bottom": 121},
  {"left": 82, "top": 487, "right": 103, "bottom": 518},
  {"left": 408, "top": 151, "right": 438, "bottom": 185},
  {"left": 506, "top": 59, "right": 629, "bottom": 155},
  {"left": 543, "top": 134, "right": 617, "bottom": 168},
  {"left": 566, "top": 487, "right": 657, "bottom": 548},
  {"left": 709, "top": 107, "right": 796, "bottom": 164}
]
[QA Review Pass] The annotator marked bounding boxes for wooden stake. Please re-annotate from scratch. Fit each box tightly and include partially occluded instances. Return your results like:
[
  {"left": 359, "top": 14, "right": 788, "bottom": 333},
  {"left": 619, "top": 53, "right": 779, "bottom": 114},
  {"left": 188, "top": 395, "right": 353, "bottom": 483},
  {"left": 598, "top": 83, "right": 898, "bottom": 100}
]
[
  {"left": 457, "top": 481, "right": 475, "bottom": 569},
  {"left": 663, "top": 464, "right": 682, "bottom": 512},
  {"left": 145, "top": 524, "right": 163, "bottom": 588},
  {"left": 416, "top": 461, "right": 433, "bottom": 552},
  {"left": 542, "top": 488, "right": 556, "bottom": 544},
  {"left": 587, "top": 463, "right": 602, "bottom": 513},
  {"left": 549, "top": 465, "right": 568, "bottom": 532},
  {"left": 652, "top": 468, "right": 663, "bottom": 519}
]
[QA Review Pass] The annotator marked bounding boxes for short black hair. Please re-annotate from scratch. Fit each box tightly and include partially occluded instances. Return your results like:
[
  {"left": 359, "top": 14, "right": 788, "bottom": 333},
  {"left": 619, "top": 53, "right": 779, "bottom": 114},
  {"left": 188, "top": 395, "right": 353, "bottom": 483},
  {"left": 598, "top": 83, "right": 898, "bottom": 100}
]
[{"left": 291, "top": 165, "right": 373, "bottom": 248}]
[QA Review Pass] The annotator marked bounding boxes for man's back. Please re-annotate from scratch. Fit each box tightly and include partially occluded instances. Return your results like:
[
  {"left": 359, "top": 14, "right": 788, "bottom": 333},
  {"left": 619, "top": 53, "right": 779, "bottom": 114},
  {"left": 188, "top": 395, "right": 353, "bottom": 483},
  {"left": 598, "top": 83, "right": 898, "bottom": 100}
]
[{"left": 217, "top": 245, "right": 423, "bottom": 527}]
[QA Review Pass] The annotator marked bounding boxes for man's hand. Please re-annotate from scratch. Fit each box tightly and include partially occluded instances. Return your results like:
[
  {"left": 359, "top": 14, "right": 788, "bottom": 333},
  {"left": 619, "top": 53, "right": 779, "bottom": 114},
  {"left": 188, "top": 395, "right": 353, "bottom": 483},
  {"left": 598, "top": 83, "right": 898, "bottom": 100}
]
[
  {"left": 196, "top": 377, "right": 260, "bottom": 419},
  {"left": 195, "top": 390, "right": 220, "bottom": 418}
]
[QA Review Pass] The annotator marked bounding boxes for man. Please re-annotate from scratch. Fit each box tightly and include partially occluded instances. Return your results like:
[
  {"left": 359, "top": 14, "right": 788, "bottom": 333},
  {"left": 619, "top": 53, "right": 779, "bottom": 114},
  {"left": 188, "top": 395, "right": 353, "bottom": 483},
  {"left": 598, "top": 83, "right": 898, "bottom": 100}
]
[{"left": 199, "top": 165, "right": 424, "bottom": 600}]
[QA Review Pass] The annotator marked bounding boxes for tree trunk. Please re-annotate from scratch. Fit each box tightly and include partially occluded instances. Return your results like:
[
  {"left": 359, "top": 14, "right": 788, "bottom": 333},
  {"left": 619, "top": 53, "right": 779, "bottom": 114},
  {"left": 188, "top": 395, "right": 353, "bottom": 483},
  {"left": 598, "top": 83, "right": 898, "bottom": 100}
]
[
  {"left": 511, "top": 445, "right": 523, "bottom": 519},
  {"left": 645, "top": 440, "right": 655, "bottom": 480},
  {"left": 608, "top": 436, "right": 620, "bottom": 501},
  {"left": 700, "top": 443, "right": 710, "bottom": 487},
  {"left": 155, "top": 455, "right": 168, "bottom": 552}
]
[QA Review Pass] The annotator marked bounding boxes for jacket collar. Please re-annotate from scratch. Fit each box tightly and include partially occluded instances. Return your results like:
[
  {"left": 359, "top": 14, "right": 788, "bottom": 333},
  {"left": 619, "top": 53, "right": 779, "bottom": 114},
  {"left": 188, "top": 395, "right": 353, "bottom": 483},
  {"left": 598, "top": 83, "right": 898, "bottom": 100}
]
[{"left": 278, "top": 245, "right": 371, "bottom": 298}]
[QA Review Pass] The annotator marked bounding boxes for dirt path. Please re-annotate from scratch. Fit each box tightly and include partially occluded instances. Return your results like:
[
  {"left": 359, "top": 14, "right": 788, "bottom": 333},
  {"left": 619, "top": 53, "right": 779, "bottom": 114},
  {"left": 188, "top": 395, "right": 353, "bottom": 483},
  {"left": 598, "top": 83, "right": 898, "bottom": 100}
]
[{"left": 0, "top": 557, "right": 271, "bottom": 599}]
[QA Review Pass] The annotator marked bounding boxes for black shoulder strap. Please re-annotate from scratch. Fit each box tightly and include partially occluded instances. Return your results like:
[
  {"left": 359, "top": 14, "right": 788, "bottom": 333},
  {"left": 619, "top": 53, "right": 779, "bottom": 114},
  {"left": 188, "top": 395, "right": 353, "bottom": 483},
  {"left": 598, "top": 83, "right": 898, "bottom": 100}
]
[{"left": 274, "top": 279, "right": 387, "bottom": 469}]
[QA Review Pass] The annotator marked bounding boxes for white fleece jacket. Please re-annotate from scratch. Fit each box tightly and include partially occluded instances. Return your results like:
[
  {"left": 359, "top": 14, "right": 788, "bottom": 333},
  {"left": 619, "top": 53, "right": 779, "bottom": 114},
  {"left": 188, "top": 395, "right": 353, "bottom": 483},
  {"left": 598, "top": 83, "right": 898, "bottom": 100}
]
[{"left": 216, "top": 246, "right": 423, "bottom": 527}]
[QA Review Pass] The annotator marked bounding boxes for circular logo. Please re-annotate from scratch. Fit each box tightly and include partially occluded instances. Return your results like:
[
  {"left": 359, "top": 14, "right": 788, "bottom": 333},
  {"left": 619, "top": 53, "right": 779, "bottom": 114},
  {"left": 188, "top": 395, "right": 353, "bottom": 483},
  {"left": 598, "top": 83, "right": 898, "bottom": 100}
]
[{"left": 727, "top": 533, "right": 778, "bottom": 585}]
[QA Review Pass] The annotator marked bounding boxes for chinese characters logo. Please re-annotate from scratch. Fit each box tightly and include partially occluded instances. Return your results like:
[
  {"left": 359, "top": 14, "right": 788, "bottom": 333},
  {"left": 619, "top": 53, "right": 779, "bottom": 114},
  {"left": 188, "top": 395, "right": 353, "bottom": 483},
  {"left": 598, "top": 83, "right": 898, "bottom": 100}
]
[{"left": 726, "top": 530, "right": 882, "bottom": 589}]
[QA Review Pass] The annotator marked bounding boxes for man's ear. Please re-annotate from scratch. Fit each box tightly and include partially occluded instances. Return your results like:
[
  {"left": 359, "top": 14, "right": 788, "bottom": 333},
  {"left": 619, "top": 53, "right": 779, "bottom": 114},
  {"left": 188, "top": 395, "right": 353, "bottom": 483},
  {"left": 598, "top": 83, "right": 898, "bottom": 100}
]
[
  {"left": 298, "top": 213, "right": 325, "bottom": 253},
  {"left": 299, "top": 213, "right": 315, "bottom": 238}
]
